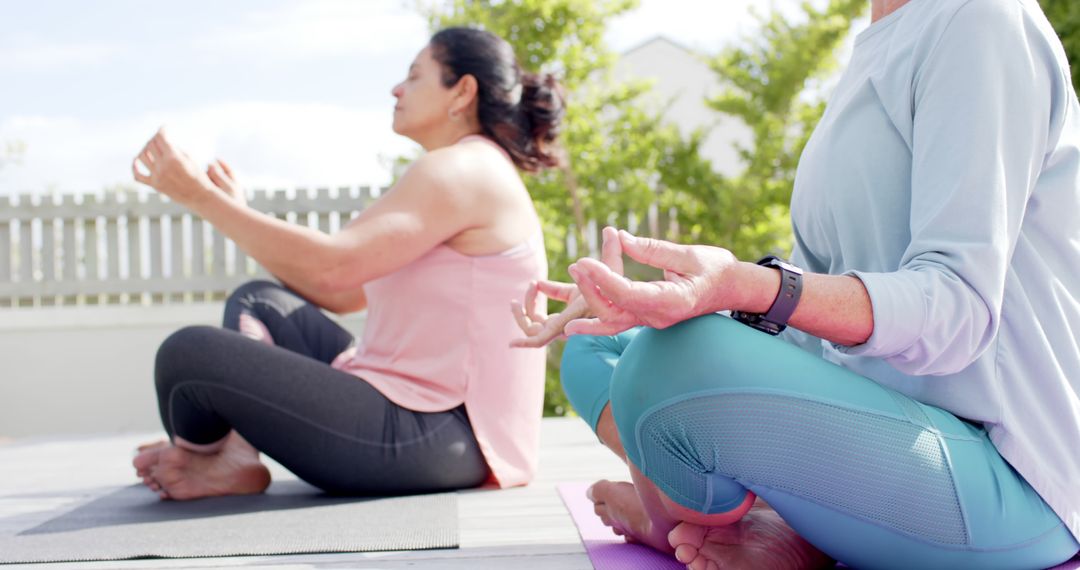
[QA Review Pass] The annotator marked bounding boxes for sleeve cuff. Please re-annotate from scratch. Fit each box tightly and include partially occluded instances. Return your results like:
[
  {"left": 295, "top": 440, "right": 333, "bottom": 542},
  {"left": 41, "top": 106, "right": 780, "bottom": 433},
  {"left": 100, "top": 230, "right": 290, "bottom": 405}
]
[{"left": 833, "top": 270, "right": 927, "bottom": 358}]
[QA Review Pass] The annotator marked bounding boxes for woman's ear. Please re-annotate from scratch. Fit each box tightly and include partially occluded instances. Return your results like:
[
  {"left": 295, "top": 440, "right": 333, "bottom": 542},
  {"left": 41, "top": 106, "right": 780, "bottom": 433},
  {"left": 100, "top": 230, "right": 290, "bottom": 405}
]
[{"left": 453, "top": 74, "right": 479, "bottom": 110}]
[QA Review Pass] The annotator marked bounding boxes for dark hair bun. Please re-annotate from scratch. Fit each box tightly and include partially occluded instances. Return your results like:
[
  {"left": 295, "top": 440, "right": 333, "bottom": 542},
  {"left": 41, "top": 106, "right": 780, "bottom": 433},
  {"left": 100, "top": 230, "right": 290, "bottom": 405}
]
[
  {"left": 430, "top": 27, "right": 565, "bottom": 172},
  {"left": 516, "top": 72, "right": 564, "bottom": 171}
]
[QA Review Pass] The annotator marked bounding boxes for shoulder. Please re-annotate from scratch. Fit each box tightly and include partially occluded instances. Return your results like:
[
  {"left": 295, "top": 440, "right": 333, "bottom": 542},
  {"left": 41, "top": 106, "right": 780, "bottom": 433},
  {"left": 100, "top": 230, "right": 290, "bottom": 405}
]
[
  {"left": 914, "top": 0, "right": 1049, "bottom": 45},
  {"left": 405, "top": 138, "right": 523, "bottom": 200},
  {"left": 906, "top": 0, "right": 1064, "bottom": 81},
  {"left": 411, "top": 138, "right": 512, "bottom": 178}
]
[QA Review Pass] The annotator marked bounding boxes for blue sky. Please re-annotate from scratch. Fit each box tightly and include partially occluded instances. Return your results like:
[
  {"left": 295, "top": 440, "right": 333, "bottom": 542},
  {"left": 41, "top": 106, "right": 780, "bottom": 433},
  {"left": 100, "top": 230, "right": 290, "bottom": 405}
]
[{"left": 0, "top": 0, "right": 774, "bottom": 196}]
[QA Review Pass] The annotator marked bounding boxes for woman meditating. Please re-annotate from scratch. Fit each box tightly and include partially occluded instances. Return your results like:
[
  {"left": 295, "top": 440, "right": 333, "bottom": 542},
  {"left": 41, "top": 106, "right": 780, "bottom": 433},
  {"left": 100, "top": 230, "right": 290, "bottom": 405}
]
[
  {"left": 514, "top": 0, "right": 1080, "bottom": 567},
  {"left": 130, "top": 27, "right": 563, "bottom": 499}
]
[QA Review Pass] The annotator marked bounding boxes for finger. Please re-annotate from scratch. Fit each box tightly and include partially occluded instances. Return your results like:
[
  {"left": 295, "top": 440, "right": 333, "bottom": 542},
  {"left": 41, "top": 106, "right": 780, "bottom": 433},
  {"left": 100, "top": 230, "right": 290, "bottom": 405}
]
[
  {"left": 565, "top": 316, "right": 634, "bottom": 337},
  {"left": 510, "top": 336, "right": 546, "bottom": 348},
  {"left": 151, "top": 126, "right": 173, "bottom": 156},
  {"left": 510, "top": 299, "right": 544, "bottom": 335},
  {"left": 568, "top": 263, "right": 621, "bottom": 322},
  {"left": 534, "top": 279, "right": 577, "bottom": 303},
  {"left": 208, "top": 160, "right": 232, "bottom": 185},
  {"left": 509, "top": 326, "right": 563, "bottom": 348},
  {"left": 600, "top": 226, "right": 624, "bottom": 275},
  {"left": 575, "top": 257, "right": 672, "bottom": 318},
  {"left": 216, "top": 158, "right": 236, "bottom": 179},
  {"left": 523, "top": 281, "right": 545, "bottom": 324},
  {"left": 132, "top": 157, "right": 152, "bottom": 185},
  {"left": 206, "top": 162, "right": 225, "bottom": 187},
  {"left": 139, "top": 147, "right": 155, "bottom": 165},
  {"left": 560, "top": 296, "right": 591, "bottom": 321},
  {"left": 573, "top": 258, "right": 639, "bottom": 308},
  {"left": 150, "top": 135, "right": 167, "bottom": 157},
  {"left": 619, "top": 230, "right": 695, "bottom": 274}
]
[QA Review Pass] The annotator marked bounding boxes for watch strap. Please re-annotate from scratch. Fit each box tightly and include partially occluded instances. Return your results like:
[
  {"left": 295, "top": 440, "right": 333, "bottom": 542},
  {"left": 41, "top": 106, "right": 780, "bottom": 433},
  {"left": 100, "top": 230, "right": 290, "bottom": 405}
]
[{"left": 732, "top": 255, "right": 803, "bottom": 335}]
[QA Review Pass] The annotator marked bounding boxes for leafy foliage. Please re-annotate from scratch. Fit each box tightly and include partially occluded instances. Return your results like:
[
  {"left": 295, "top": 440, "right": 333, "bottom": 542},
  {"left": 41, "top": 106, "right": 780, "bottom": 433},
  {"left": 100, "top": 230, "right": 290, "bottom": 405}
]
[
  {"left": 419, "top": 0, "right": 721, "bottom": 415},
  {"left": 416, "top": 0, "right": 865, "bottom": 415},
  {"left": 1040, "top": 0, "right": 1080, "bottom": 92},
  {"left": 675, "top": 0, "right": 866, "bottom": 258}
]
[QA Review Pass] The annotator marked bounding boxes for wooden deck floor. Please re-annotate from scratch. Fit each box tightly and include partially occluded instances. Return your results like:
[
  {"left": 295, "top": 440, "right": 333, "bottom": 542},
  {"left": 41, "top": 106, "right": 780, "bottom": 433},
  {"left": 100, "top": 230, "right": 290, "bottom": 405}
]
[{"left": 0, "top": 417, "right": 630, "bottom": 569}]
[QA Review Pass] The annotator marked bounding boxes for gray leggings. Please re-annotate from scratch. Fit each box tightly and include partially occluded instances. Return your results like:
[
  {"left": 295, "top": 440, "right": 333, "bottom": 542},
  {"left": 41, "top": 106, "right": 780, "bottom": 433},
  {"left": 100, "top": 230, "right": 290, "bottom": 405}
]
[{"left": 153, "top": 280, "right": 490, "bottom": 495}]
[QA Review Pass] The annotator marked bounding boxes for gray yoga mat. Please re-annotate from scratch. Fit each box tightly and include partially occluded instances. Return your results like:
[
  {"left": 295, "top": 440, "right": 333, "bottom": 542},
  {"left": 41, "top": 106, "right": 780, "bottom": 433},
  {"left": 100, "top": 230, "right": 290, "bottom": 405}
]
[{"left": 0, "top": 478, "right": 458, "bottom": 564}]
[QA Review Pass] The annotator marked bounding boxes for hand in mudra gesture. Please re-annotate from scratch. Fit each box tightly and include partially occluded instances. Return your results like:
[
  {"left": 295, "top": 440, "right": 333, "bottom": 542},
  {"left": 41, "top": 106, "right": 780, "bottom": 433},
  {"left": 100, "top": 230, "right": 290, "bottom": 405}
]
[
  {"left": 564, "top": 227, "right": 741, "bottom": 335},
  {"left": 132, "top": 127, "right": 245, "bottom": 207},
  {"left": 510, "top": 226, "right": 626, "bottom": 347}
]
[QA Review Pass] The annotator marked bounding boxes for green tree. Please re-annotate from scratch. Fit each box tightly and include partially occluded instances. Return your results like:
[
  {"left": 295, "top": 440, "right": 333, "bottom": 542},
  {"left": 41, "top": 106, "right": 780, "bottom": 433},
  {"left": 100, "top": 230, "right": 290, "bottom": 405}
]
[
  {"left": 418, "top": 0, "right": 719, "bottom": 415},
  {"left": 674, "top": 0, "right": 867, "bottom": 259},
  {"left": 416, "top": 0, "right": 866, "bottom": 415},
  {"left": 1040, "top": 0, "right": 1080, "bottom": 92}
]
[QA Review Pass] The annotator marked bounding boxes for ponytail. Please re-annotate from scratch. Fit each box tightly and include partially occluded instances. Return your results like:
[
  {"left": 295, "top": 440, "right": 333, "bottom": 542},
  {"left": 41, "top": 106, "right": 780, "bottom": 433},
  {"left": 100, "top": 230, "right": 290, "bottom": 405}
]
[{"left": 430, "top": 27, "right": 565, "bottom": 172}]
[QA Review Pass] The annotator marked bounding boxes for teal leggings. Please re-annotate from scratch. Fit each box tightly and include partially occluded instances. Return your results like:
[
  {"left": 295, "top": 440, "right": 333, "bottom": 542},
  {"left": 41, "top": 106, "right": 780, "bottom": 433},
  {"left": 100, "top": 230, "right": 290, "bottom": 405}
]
[{"left": 561, "top": 314, "right": 1078, "bottom": 570}]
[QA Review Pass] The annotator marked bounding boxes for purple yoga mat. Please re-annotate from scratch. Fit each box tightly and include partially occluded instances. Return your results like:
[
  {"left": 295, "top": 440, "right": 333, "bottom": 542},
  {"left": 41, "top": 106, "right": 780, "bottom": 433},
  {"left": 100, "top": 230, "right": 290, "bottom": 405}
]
[
  {"left": 1050, "top": 557, "right": 1080, "bottom": 570},
  {"left": 557, "top": 482, "right": 684, "bottom": 570},
  {"left": 557, "top": 482, "right": 1080, "bottom": 570}
]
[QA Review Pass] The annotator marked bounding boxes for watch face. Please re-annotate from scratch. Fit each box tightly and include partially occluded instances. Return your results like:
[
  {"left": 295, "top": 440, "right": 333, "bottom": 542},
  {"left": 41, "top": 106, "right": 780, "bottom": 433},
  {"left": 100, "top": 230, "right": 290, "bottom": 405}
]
[{"left": 774, "top": 259, "right": 803, "bottom": 275}]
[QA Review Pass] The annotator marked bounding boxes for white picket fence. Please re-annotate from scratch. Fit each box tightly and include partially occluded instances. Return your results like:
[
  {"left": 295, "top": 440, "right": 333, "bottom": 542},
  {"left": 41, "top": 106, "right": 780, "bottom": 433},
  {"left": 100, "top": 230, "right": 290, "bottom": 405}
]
[
  {"left": 0, "top": 188, "right": 682, "bottom": 309},
  {"left": 0, "top": 187, "right": 684, "bottom": 437},
  {"left": 0, "top": 187, "right": 377, "bottom": 308}
]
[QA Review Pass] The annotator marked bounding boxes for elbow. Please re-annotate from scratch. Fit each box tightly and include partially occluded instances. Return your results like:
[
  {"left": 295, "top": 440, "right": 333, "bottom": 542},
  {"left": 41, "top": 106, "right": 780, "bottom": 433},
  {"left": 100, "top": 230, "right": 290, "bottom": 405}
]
[
  {"left": 888, "top": 315, "right": 997, "bottom": 377},
  {"left": 310, "top": 266, "right": 367, "bottom": 314},
  {"left": 320, "top": 296, "right": 366, "bottom": 316},
  {"left": 311, "top": 251, "right": 365, "bottom": 296},
  {"left": 890, "top": 351, "right": 978, "bottom": 377}
]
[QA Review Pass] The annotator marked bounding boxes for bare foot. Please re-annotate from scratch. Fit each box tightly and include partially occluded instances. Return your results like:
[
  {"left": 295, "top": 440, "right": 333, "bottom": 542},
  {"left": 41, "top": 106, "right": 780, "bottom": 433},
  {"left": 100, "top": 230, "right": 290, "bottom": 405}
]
[
  {"left": 587, "top": 480, "right": 674, "bottom": 554},
  {"left": 667, "top": 501, "right": 833, "bottom": 570},
  {"left": 137, "top": 439, "right": 170, "bottom": 453},
  {"left": 133, "top": 440, "right": 170, "bottom": 490},
  {"left": 147, "top": 433, "right": 271, "bottom": 500}
]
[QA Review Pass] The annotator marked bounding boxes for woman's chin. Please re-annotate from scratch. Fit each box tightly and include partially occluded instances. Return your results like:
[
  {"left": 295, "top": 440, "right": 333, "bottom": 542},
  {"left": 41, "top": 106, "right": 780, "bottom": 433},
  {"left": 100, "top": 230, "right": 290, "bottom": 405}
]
[{"left": 390, "top": 121, "right": 410, "bottom": 138}]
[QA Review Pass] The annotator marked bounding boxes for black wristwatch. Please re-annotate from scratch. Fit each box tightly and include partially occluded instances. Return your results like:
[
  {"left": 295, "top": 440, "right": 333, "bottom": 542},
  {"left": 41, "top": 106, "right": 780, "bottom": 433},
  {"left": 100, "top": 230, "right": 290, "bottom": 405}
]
[{"left": 731, "top": 255, "right": 803, "bottom": 335}]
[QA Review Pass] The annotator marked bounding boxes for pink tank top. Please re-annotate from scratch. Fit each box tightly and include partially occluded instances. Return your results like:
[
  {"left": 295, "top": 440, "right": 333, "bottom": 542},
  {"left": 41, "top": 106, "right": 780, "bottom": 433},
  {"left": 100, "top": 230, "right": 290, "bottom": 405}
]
[{"left": 332, "top": 136, "right": 548, "bottom": 488}]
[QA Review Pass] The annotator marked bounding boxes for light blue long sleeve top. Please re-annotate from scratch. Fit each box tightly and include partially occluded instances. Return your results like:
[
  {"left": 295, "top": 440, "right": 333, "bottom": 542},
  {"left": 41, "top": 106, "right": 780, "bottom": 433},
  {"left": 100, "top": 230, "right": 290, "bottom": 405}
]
[{"left": 784, "top": 0, "right": 1080, "bottom": 540}]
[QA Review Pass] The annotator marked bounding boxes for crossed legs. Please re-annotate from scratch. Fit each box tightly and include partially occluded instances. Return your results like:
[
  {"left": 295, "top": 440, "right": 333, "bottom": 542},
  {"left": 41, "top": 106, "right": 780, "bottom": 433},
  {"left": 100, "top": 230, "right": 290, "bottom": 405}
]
[
  {"left": 562, "top": 314, "right": 1078, "bottom": 569},
  {"left": 134, "top": 280, "right": 490, "bottom": 500}
]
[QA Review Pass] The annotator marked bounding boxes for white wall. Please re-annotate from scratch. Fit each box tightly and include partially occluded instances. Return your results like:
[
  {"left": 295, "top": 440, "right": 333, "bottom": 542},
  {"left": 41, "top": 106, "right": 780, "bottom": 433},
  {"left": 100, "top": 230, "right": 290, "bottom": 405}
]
[
  {"left": 0, "top": 304, "right": 365, "bottom": 438},
  {"left": 615, "top": 37, "right": 752, "bottom": 177}
]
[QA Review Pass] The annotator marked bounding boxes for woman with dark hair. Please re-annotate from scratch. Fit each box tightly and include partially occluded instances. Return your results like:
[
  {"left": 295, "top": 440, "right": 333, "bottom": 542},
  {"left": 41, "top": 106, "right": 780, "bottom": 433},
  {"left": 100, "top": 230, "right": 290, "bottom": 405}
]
[{"left": 129, "top": 27, "right": 564, "bottom": 499}]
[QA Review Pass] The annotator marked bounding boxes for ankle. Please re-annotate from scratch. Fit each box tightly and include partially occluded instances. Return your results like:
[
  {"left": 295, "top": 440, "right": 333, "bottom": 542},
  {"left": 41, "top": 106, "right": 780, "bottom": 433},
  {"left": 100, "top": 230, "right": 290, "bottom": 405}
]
[{"left": 173, "top": 435, "right": 227, "bottom": 455}]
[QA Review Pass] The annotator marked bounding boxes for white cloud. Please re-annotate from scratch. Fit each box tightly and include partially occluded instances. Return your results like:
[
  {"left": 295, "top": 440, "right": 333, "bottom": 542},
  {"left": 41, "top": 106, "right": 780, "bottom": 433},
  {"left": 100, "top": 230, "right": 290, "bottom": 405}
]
[
  {"left": 0, "top": 33, "right": 121, "bottom": 71},
  {"left": 195, "top": 0, "right": 429, "bottom": 61},
  {"left": 0, "top": 102, "right": 418, "bottom": 196}
]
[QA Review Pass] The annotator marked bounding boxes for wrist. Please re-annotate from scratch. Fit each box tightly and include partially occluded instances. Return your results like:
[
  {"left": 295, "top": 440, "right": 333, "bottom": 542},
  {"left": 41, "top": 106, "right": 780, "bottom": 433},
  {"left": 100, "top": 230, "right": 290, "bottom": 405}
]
[
  {"left": 731, "top": 256, "right": 804, "bottom": 335},
  {"left": 732, "top": 261, "right": 782, "bottom": 314}
]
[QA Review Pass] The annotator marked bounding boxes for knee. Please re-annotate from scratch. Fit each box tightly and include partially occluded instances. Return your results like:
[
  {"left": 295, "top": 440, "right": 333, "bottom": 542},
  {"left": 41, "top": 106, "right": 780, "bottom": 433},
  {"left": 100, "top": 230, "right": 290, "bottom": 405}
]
[
  {"left": 609, "top": 315, "right": 754, "bottom": 444},
  {"left": 225, "top": 280, "right": 281, "bottom": 308},
  {"left": 560, "top": 334, "right": 607, "bottom": 394},
  {"left": 155, "top": 326, "right": 220, "bottom": 391},
  {"left": 560, "top": 334, "right": 619, "bottom": 430}
]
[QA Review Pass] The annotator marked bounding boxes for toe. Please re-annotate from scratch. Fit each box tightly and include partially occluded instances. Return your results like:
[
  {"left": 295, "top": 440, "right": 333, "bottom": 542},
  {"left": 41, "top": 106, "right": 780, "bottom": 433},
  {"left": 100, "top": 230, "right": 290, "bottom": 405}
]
[
  {"left": 675, "top": 543, "right": 699, "bottom": 564},
  {"left": 586, "top": 479, "right": 610, "bottom": 503},
  {"left": 669, "top": 521, "right": 708, "bottom": 552}
]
